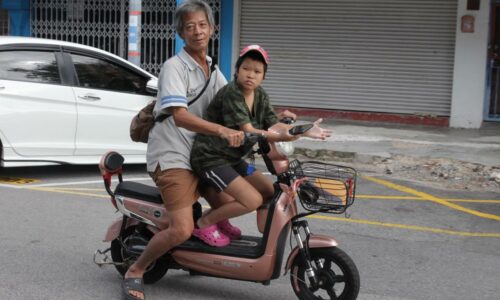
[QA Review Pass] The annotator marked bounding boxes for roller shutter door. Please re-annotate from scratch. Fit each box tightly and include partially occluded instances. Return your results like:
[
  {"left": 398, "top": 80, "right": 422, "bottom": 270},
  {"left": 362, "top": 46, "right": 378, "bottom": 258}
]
[{"left": 240, "top": 0, "right": 457, "bottom": 116}]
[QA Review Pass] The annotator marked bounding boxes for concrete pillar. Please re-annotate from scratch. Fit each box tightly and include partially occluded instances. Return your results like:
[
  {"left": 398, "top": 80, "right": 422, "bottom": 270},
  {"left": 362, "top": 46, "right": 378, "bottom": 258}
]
[
  {"left": 450, "top": 0, "right": 489, "bottom": 128},
  {"left": 219, "top": 0, "right": 234, "bottom": 79},
  {"left": 128, "top": 0, "right": 142, "bottom": 66},
  {"left": 175, "top": 0, "right": 185, "bottom": 54}
]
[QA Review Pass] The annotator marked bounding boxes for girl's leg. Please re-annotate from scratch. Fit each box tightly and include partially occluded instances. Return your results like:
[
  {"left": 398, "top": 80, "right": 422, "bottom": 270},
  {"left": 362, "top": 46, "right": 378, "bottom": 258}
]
[
  {"left": 244, "top": 170, "right": 275, "bottom": 202},
  {"left": 197, "top": 175, "right": 263, "bottom": 229}
]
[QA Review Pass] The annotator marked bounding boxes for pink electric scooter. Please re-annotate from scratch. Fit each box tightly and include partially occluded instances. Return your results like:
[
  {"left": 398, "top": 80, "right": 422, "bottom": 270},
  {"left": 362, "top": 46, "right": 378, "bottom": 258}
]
[{"left": 94, "top": 123, "right": 360, "bottom": 299}]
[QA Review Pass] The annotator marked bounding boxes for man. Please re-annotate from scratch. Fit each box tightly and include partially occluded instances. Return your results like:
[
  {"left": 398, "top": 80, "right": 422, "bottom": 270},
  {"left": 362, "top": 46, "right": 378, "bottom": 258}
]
[{"left": 121, "top": 1, "right": 243, "bottom": 299}]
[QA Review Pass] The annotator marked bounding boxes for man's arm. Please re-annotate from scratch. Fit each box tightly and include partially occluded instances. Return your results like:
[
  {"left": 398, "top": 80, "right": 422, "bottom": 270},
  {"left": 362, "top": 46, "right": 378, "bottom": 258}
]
[{"left": 170, "top": 107, "right": 244, "bottom": 147}]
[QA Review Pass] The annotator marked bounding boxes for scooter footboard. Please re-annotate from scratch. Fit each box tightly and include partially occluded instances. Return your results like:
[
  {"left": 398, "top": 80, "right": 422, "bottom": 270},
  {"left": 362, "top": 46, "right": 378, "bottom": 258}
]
[{"left": 284, "top": 234, "right": 338, "bottom": 274}]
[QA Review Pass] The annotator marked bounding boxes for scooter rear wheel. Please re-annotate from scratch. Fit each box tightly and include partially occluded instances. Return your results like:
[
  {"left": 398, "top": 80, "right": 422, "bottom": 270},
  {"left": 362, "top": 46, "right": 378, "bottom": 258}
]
[
  {"left": 290, "top": 247, "right": 360, "bottom": 300},
  {"left": 110, "top": 226, "right": 169, "bottom": 284}
]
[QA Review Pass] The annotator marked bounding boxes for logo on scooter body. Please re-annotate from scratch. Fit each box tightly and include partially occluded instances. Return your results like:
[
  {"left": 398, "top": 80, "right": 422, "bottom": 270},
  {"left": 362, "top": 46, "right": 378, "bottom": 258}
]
[
  {"left": 138, "top": 206, "right": 162, "bottom": 218},
  {"left": 195, "top": 258, "right": 241, "bottom": 268}
]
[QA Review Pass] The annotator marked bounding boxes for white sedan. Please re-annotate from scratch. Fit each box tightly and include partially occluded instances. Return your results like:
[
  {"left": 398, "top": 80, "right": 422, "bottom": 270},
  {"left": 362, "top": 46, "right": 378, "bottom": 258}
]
[{"left": 0, "top": 37, "right": 157, "bottom": 167}]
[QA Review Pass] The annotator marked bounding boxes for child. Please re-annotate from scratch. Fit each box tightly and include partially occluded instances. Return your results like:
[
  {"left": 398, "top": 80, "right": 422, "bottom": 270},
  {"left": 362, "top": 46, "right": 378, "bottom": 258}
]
[{"left": 190, "top": 45, "right": 329, "bottom": 247}]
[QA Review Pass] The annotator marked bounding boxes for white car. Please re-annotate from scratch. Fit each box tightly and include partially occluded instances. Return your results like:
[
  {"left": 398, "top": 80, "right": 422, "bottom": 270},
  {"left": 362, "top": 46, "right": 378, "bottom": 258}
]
[{"left": 0, "top": 37, "right": 158, "bottom": 167}]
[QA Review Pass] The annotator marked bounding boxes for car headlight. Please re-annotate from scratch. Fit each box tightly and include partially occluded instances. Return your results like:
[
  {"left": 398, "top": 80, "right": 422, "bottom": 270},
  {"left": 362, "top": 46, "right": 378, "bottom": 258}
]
[{"left": 275, "top": 141, "right": 295, "bottom": 156}]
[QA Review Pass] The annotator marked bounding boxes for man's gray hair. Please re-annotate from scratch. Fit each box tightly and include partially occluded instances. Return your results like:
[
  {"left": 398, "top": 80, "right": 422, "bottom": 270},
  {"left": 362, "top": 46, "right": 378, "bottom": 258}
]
[{"left": 175, "top": 0, "right": 214, "bottom": 33}]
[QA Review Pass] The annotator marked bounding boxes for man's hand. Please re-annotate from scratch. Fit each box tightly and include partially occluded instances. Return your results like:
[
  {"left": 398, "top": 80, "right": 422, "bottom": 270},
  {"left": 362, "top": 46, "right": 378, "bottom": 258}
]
[
  {"left": 218, "top": 127, "right": 245, "bottom": 147},
  {"left": 303, "top": 118, "right": 332, "bottom": 140}
]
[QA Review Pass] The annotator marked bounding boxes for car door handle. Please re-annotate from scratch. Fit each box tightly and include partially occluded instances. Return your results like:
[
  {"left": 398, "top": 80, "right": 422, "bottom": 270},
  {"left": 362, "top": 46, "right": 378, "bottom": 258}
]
[
  {"left": 78, "top": 94, "right": 101, "bottom": 101},
  {"left": 0, "top": 85, "right": 5, "bottom": 90}
]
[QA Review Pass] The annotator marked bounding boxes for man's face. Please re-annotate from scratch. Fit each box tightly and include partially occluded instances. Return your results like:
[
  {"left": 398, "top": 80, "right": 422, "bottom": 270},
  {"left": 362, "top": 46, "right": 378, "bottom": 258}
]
[{"left": 179, "top": 11, "right": 213, "bottom": 53}]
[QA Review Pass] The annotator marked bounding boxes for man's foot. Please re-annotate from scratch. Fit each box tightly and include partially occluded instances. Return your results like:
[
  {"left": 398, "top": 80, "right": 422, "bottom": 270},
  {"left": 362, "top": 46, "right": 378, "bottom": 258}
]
[
  {"left": 192, "top": 224, "right": 231, "bottom": 247},
  {"left": 217, "top": 219, "right": 242, "bottom": 240},
  {"left": 122, "top": 278, "right": 145, "bottom": 300}
]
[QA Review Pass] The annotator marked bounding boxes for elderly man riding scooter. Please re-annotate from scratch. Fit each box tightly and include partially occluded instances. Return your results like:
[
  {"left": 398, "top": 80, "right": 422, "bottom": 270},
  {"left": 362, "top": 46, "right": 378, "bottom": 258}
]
[{"left": 121, "top": 1, "right": 296, "bottom": 299}]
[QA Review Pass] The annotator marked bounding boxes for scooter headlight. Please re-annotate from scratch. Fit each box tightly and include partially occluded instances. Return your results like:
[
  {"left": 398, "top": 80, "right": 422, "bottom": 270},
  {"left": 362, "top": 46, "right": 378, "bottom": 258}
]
[{"left": 275, "top": 141, "right": 295, "bottom": 156}]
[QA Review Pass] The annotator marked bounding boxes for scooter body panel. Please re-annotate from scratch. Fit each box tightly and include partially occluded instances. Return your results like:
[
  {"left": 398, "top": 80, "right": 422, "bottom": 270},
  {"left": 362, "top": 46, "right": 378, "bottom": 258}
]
[
  {"left": 104, "top": 218, "right": 123, "bottom": 242},
  {"left": 170, "top": 185, "right": 296, "bottom": 281},
  {"left": 103, "top": 217, "right": 141, "bottom": 242},
  {"left": 172, "top": 250, "right": 277, "bottom": 281},
  {"left": 284, "top": 234, "right": 339, "bottom": 273},
  {"left": 115, "top": 195, "right": 168, "bottom": 229}
]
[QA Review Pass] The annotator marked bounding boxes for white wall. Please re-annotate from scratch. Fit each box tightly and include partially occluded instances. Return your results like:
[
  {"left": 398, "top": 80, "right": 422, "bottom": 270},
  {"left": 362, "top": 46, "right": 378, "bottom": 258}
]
[{"left": 450, "top": 0, "right": 490, "bottom": 128}]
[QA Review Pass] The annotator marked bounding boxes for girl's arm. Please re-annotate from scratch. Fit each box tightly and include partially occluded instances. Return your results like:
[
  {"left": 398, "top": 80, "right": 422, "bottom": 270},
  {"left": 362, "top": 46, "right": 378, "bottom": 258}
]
[{"left": 239, "top": 122, "right": 296, "bottom": 142}]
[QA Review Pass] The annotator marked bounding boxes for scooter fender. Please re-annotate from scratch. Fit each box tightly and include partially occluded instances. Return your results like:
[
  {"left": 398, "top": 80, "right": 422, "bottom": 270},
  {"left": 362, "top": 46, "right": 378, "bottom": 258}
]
[
  {"left": 284, "top": 234, "right": 338, "bottom": 275},
  {"left": 103, "top": 217, "right": 139, "bottom": 242}
]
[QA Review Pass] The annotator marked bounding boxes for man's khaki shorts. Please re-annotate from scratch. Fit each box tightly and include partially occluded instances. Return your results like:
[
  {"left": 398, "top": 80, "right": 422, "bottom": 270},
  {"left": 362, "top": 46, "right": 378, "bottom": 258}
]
[{"left": 150, "top": 167, "right": 199, "bottom": 211}]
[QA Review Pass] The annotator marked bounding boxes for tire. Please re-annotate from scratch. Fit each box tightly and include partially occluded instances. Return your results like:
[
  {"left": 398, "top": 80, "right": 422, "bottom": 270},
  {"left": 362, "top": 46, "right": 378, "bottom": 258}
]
[
  {"left": 110, "top": 226, "right": 169, "bottom": 284},
  {"left": 290, "top": 247, "right": 360, "bottom": 300}
]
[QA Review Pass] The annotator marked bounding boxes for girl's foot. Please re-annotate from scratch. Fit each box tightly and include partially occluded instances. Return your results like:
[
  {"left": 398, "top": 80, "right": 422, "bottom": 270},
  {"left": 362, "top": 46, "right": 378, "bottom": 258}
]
[
  {"left": 217, "top": 219, "right": 242, "bottom": 240},
  {"left": 192, "top": 224, "right": 230, "bottom": 247}
]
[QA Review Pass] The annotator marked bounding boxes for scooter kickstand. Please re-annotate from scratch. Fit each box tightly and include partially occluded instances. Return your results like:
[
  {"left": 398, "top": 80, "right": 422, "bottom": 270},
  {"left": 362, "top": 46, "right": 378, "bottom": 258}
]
[{"left": 94, "top": 247, "right": 125, "bottom": 267}]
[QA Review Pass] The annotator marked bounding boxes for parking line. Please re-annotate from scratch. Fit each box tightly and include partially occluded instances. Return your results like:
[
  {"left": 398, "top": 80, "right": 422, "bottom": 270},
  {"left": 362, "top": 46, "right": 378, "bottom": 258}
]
[
  {"left": 363, "top": 176, "right": 500, "bottom": 221},
  {"left": 357, "top": 195, "right": 500, "bottom": 204},
  {"left": 0, "top": 176, "right": 39, "bottom": 185},
  {"left": 309, "top": 214, "right": 500, "bottom": 238},
  {"left": 11, "top": 185, "right": 499, "bottom": 237},
  {"left": 28, "top": 186, "right": 109, "bottom": 199}
]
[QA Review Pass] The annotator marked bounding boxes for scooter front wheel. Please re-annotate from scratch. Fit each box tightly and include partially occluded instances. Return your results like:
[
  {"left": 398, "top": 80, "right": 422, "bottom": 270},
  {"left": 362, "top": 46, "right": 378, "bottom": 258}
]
[
  {"left": 290, "top": 247, "right": 360, "bottom": 300},
  {"left": 110, "top": 226, "right": 169, "bottom": 284}
]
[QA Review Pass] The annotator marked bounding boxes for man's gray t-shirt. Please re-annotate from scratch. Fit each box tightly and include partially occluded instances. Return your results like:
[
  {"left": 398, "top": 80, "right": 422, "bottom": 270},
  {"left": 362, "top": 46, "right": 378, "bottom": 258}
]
[{"left": 146, "top": 49, "right": 227, "bottom": 172}]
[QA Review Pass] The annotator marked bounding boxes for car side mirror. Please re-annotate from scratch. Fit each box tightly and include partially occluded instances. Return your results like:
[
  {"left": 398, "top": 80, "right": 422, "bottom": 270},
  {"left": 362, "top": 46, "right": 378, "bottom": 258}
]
[{"left": 146, "top": 78, "right": 158, "bottom": 95}]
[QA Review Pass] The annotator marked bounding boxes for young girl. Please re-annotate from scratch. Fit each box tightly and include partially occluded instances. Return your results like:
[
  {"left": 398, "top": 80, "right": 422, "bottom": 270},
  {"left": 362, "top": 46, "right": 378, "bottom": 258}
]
[{"left": 190, "top": 45, "right": 329, "bottom": 246}]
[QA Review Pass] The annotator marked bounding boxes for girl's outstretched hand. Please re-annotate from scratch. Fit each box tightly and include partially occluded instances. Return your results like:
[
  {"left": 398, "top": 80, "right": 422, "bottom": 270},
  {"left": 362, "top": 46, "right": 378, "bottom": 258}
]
[{"left": 303, "top": 118, "right": 332, "bottom": 140}]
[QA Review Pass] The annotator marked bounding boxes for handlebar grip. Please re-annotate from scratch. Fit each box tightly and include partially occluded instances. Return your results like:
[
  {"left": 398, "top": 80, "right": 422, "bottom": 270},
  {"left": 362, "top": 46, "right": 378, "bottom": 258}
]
[{"left": 244, "top": 132, "right": 262, "bottom": 144}]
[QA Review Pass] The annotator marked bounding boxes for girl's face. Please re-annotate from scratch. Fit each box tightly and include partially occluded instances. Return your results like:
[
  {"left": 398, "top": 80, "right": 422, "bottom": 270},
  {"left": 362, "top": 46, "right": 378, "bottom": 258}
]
[{"left": 236, "top": 57, "right": 265, "bottom": 92}]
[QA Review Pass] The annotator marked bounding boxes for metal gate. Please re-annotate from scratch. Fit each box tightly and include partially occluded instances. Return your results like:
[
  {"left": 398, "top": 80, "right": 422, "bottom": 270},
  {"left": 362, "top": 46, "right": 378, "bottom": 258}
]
[
  {"left": 0, "top": 0, "right": 9, "bottom": 35},
  {"left": 486, "top": 1, "right": 500, "bottom": 121},
  {"left": 240, "top": 0, "right": 457, "bottom": 116},
  {"left": 31, "top": 0, "right": 220, "bottom": 75}
]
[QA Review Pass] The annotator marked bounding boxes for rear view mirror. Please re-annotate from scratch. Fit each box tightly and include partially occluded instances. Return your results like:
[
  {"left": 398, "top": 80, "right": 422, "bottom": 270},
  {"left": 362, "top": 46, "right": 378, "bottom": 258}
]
[{"left": 146, "top": 78, "right": 158, "bottom": 95}]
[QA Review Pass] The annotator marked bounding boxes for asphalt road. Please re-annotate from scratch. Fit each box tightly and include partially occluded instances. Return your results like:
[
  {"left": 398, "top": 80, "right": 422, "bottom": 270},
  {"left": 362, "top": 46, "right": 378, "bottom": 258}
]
[{"left": 0, "top": 164, "right": 499, "bottom": 300}]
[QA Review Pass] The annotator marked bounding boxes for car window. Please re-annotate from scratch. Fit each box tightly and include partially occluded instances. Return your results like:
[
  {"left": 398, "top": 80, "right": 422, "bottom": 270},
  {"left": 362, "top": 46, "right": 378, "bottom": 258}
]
[
  {"left": 71, "top": 53, "right": 149, "bottom": 94},
  {"left": 0, "top": 50, "right": 61, "bottom": 84}
]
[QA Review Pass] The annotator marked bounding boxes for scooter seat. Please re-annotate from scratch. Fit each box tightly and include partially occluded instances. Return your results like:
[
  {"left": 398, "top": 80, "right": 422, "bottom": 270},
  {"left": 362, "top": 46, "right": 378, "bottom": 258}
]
[{"left": 114, "top": 181, "right": 163, "bottom": 204}]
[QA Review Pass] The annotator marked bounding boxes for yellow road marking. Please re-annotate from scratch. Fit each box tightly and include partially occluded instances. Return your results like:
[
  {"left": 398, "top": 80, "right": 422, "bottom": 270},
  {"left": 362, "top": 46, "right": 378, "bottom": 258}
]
[
  {"left": 54, "top": 187, "right": 105, "bottom": 191},
  {"left": 28, "top": 186, "right": 109, "bottom": 199},
  {"left": 356, "top": 195, "right": 500, "bottom": 204},
  {"left": 308, "top": 214, "right": 500, "bottom": 238},
  {"left": 0, "top": 176, "right": 39, "bottom": 185},
  {"left": 25, "top": 183, "right": 500, "bottom": 237},
  {"left": 363, "top": 176, "right": 500, "bottom": 221}
]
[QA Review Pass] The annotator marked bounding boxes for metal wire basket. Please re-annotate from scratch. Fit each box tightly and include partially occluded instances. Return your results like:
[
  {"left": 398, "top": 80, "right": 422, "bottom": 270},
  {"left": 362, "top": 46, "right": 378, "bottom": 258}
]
[{"left": 291, "top": 160, "right": 357, "bottom": 214}]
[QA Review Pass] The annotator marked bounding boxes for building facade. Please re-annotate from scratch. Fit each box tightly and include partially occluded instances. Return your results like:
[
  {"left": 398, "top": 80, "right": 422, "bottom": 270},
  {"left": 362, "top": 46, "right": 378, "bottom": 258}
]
[{"left": 1, "top": 0, "right": 497, "bottom": 128}]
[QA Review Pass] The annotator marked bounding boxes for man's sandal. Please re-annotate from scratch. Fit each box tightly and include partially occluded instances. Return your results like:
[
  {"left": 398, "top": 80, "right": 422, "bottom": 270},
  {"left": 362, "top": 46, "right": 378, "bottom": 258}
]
[
  {"left": 122, "top": 278, "right": 145, "bottom": 300},
  {"left": 192, "top": 224, "right": 231, "bottom": 247}
]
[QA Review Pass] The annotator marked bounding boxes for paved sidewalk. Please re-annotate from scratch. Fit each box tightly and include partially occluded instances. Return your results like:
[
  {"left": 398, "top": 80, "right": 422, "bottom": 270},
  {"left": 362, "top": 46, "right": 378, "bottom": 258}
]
[
  {"left": 290, "top": 118, "right": 500, "bottom": 191},
  {"left": 294, "top": 118, "right": 500, "bottom": 167}
]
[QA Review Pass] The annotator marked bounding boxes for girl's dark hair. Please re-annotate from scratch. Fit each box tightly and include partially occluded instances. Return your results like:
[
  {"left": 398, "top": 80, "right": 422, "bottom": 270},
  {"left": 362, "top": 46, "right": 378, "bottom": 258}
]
[{"left": 234, "top": 51, "right": 268, "bottom": 79}]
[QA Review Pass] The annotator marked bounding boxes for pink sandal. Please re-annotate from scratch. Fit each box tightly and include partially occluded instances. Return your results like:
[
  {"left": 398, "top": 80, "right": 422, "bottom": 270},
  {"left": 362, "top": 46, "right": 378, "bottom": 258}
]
[
  {"left": 217, "top": 219, "right": 242, "bottom": 240},
  {"left": 192, "top": 224, "right": 231, "bottom": 247}
]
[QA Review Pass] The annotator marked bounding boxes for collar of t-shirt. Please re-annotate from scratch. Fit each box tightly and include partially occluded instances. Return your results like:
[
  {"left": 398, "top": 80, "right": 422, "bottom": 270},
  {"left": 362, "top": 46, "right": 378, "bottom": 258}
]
[{"left": 177, "top": 48, "right": 213, "bottom": 72}]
